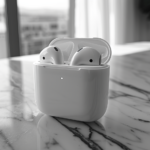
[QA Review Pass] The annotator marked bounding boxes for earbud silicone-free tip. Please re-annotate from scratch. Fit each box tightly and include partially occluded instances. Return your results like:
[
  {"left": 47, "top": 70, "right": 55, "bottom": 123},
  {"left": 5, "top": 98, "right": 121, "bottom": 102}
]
[
  {"left": 70, "top": 47, "right": 101, "bottom": 66},
  {"left": 40, "top": 46, "right": 64, "bottom": 64}
]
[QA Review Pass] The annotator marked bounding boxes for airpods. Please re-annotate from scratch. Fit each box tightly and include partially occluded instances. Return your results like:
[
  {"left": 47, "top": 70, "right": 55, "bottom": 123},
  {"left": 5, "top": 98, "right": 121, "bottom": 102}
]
[
  {"left": 70, "top": 47, "right": 101, "bottom": 66},
  {"left": 40, "top": 46, "right": 63, "bottom": 64}
]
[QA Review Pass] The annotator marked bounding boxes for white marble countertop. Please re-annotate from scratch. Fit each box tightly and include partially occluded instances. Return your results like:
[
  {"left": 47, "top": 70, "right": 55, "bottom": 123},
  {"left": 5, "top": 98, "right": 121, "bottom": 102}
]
[{"left": 0, "top": 49, "right": 150, "bottom": 150}]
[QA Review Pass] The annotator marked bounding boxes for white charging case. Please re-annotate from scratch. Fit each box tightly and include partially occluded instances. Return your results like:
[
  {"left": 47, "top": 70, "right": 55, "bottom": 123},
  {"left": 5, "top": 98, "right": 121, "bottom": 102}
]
[{"left": 33, "top": 38, "right": 111, "bottom": 122}]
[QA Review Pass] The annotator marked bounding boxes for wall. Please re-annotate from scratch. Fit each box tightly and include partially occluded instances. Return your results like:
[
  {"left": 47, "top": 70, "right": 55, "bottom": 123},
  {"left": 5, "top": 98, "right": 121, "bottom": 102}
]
[
  {"left": 113, "top": 0, "right": 150, "bottom": 45},
  {"left": 0, "top": 33, "right": 7, "bottom": 58}
]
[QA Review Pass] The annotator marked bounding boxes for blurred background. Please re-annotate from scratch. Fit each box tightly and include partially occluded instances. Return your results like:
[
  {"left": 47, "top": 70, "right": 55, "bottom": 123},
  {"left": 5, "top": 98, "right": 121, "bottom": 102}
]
[{"left": 1, "top": 0, "right": 150, "bottom": 58}]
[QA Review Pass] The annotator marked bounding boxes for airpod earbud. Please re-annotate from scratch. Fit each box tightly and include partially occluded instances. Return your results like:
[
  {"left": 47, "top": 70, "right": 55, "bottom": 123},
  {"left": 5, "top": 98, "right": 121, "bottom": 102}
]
[
  {"left": 40, "top": 46, "right": 63, "bottom": 64},
  {"left": 70, "top": 47, "right": 101, "bottom": 66}
]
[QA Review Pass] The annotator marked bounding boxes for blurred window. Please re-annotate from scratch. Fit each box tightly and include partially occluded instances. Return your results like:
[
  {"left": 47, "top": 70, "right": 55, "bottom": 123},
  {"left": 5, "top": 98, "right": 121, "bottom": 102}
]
[
  {"left": 17, "top": 0, "right": 69, "bottom": 55},
  {"left": 0, "top": 0, "right": 8, "bottom": 58},
  {"left": 50, "top": 24, "right": 58, "bottom": 29}
]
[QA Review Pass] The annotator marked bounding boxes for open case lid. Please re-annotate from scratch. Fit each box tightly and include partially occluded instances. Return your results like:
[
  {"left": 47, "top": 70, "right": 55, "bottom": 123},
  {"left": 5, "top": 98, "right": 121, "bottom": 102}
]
[{"left": 50, "top": 38, "right": 112, "bottom": 65}]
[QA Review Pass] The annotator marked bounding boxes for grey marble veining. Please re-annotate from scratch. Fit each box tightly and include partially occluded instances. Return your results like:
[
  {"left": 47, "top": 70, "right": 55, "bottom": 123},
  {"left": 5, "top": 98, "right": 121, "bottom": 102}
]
[{"left": 0, "top": 51, "right": 150, "bottom": 150}]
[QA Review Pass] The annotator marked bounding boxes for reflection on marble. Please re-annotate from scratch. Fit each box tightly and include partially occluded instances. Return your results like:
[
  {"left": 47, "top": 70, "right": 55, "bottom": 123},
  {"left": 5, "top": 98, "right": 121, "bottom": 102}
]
[
  {"left": 37, "top": 115, "right": 106, "bottom": 150},
  {"left": 0, "top": 51, "right": 150, "bottom": 150}
]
